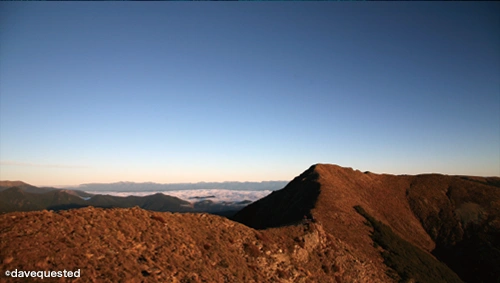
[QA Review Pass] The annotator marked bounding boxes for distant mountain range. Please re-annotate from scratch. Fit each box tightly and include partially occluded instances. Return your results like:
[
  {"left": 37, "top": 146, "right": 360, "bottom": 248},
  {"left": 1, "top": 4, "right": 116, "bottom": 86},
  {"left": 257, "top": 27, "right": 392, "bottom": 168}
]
[
  {"left": 0, "top": 181, "right": 58, "bottom": 194},
  {"left": 70, "top": 181, "right": 288, "bottom": 192},
  {"left": 0, "top": 181, "right": 268, "bottom": 216}
]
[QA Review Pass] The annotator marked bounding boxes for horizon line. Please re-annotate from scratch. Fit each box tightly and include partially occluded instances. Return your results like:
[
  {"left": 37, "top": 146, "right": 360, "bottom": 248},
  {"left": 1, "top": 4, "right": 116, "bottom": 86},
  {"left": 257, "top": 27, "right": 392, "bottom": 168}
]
[{"left": 0, "top": 179, "right": 291, "bottom": 188}]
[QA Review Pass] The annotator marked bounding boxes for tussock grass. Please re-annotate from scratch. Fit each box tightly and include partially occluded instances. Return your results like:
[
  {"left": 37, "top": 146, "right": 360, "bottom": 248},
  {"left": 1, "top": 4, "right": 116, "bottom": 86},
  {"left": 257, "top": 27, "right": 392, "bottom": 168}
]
[{"left": 354, "top": 205, "right": 463, "bottom": 283}]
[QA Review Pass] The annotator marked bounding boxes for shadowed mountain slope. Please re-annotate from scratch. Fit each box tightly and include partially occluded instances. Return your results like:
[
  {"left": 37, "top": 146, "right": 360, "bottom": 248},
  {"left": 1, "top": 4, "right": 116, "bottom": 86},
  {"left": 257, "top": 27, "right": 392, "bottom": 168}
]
[
  {"left": 233, "top": 164, "right": 500, "bottom": 283},
  {"left": 406, "top": 174, "right": 500, "bottom": 282},
  {"left": 230, "top": 165, "right": 320, "bottom": 229},
  {"left": 0, "top": 187, "right": 90, "bottom": 212},
  {"left": 0, "top": 187, "right": 255, "bottom": 216},
  {"left": 0, "top": 187, "right": 192, "bottom": 214}
]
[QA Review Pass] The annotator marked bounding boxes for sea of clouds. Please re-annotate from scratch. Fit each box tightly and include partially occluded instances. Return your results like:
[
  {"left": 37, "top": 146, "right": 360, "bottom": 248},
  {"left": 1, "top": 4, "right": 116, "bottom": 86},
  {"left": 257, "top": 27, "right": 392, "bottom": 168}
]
[{"left": 83, "top": 189, "right": 273, "bottom": 203}]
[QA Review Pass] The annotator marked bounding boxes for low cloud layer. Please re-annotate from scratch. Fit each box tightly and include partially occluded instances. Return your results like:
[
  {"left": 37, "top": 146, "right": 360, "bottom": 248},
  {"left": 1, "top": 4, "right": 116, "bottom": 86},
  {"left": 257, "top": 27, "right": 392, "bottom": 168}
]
[{"left": 84, "top": 189, "right": 273, "bottom": 203}]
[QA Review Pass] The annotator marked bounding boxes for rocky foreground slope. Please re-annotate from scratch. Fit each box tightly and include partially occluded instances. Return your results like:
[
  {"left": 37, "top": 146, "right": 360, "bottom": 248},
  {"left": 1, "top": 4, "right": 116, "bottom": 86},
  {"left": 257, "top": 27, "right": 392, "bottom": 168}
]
[
  {"left": 1, "top": 164, "right": 499, "bottom": 282},
  {"left": 1, "top": 206, "right": 380, "bottom": 283}
]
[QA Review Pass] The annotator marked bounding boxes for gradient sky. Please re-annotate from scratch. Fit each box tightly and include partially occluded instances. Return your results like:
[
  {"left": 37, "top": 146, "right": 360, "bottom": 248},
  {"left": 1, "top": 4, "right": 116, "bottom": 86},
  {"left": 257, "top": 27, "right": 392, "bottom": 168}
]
[{"left": 1, "top": 2, "right": 499, "bottom": 186}]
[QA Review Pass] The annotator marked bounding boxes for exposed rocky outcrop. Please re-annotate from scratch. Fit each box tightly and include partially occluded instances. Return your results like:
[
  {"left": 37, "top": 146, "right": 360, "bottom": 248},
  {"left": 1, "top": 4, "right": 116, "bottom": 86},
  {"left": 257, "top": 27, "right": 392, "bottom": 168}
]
[{"left": 0, "top": 206, "right": 377, "bottom": 283}]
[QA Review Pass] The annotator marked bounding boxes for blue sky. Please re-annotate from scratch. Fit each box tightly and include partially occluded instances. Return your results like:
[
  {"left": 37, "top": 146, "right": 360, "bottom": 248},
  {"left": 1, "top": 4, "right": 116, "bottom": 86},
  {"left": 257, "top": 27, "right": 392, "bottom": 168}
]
[{"left": 1, "top": 2, "right": 499, "bottom": 186}]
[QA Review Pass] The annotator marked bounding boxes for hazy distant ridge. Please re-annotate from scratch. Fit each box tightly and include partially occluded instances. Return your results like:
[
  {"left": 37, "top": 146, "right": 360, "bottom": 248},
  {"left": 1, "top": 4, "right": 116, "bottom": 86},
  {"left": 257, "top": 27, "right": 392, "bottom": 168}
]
[{"left": 72, "top": 181, "right": 288, "bottom": 192}]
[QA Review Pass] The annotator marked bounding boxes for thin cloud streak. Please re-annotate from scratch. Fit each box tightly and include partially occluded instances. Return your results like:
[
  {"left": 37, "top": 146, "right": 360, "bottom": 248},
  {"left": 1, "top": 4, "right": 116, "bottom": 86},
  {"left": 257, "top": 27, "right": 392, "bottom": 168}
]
[{"left": 0, "top": 160, "right": 89, "bottom": 169}]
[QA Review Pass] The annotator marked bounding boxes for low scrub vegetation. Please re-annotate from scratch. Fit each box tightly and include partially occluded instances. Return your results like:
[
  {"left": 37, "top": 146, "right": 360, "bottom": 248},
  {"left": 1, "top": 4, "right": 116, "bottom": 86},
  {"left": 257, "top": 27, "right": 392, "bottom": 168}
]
[{"left": 354, "top": 205, "right": 463, "bottom": 283}]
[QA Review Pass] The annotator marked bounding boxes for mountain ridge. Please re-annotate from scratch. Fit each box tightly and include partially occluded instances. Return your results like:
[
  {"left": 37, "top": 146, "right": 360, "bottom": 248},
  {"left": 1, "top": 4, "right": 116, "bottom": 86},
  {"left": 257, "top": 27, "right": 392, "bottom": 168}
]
[
  {"left": 233, "top": 163, "right": 500, "bottom": 282},
  {"left": 0, "top": 184, "right": 256, "bottom": 216}
]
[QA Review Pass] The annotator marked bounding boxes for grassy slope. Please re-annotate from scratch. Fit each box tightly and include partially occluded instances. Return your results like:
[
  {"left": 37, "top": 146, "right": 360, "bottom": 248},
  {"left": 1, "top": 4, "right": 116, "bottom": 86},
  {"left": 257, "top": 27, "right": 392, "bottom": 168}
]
[{"left": 354, "top": 205, "right": 463, "bottom": 283}]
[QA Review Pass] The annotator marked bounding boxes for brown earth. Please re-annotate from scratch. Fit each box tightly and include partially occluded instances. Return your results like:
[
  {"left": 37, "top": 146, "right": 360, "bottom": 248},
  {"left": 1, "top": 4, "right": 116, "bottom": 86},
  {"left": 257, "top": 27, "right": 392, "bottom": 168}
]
[
  {"left": 1, "top": 164, "right": 499, "bottom": 282},
  {"left": 233, "top": 164, "right": 500, "bottom": 283},
  {"left": 0, "top": 206, "right": 376, "bottom": 283}
]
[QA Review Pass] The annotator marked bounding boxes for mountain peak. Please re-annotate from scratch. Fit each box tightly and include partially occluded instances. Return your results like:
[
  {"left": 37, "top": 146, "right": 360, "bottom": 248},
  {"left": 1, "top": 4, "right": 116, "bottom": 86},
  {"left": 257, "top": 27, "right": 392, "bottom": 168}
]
[{"left": 233, "top": 163, "right": 500, "bottom": 283}]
